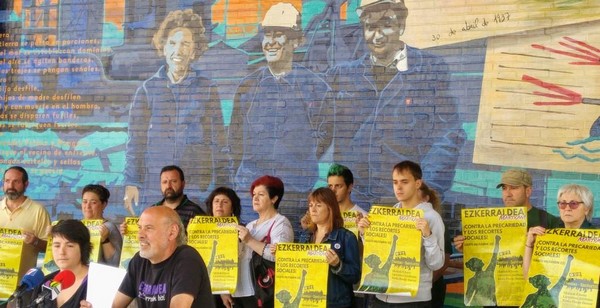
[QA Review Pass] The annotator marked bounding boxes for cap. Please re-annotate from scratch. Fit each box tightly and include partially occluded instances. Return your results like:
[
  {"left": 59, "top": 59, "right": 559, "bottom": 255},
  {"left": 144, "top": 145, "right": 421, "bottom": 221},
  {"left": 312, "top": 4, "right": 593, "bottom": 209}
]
[
  {"left": 356, "top": 0, "right": 405, "bottom": 16},
  {"left": 496, "top": 169, "right": 532, "bottom": 189},
  {"left": 261, "top": 2, "right": 301, "bottom": 31}
]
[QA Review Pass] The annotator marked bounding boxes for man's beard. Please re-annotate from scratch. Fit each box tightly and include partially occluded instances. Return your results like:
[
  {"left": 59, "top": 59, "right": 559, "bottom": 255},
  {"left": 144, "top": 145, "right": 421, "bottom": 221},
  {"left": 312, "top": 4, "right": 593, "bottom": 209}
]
[
  {"left": 4, "top": 189, "right": 23, "bottom": 200},
  {"left": 163, "top": 189, "right": 183, "bottom": 202}
]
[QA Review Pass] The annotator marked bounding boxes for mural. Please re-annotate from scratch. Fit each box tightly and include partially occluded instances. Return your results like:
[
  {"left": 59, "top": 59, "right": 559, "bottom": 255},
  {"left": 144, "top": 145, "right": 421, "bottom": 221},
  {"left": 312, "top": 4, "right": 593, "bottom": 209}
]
[{"left": 0, "top": 0, "right": 599, "bottom": 228}]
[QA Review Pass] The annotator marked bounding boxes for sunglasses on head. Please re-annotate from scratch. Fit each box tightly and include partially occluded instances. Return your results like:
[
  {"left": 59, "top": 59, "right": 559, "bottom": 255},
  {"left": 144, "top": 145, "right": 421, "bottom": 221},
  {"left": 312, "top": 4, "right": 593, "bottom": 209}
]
[{"left": 557, "top": 201, "right": 584, "bottom": 210}]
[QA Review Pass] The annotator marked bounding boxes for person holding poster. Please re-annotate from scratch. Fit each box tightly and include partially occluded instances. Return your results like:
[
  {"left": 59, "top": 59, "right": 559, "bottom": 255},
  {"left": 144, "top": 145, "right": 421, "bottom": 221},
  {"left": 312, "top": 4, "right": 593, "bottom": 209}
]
[
  {"left": 0, "top": 166, "right": 51, "bottom": 281},
  {"left": 204, "top": 187, "right": 251, "bottom": 308},
  {"left": 453, "top": 169, "right": 561, "bottom": 252},
  {"left": 358, "top": 160, "right": 444, "bottom": 307},
  {"left": 523, "top": 183, "right": 596, "bottom": 275},
  {"left": 522, "top": 183, "right": 598, "bottom": 308},
  {"left": 235, "top": 175, "right": 294, "bottom": 308},
  {"left": 80, "top": 184, "right": 122, "bottom": 267},
  {"left": 299, "top": 187, "right": 361, "bottom": 308},
  {"left": 32, "top": 219, "right": 90, "bottom": 308}
]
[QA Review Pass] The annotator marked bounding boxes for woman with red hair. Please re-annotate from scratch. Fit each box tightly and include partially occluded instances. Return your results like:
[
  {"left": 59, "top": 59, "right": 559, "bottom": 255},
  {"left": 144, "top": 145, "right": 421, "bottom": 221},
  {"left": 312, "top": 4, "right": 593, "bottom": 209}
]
[{"left": 235, "top": 175, "right": 294, "bottom": 308}]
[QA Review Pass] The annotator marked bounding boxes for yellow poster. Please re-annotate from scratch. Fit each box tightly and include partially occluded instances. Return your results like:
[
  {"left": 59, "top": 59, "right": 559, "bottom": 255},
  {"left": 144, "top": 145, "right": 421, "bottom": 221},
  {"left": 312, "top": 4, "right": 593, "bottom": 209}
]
[
  {"left": 522, "top": 229, "right": 600, "bottom": 308},
  {"left": 275, "top": 243, "right": 329, "bottom": 308},
  {"left": 461, "top": 207, "right": 527, "bottom": 306},
  {"left": 82, "top": 219, "right": 103, "bottom": 263},
  {"left": 342, "top": 211, "right": 360, "bottom": 239},
  {"left": 119, "top": 217, "right": 139, "bottom": 270},
  {"left": 42, "top": 220, "right": 59, "bottom": 274},
  {"left": 356, "top": 206, "right": 422, "bottom": 296},
  {"left": 187, "top": 216, "right": 238, "bottom": 294},
  {"left": 0, "top": 228, "right": 23, "bottom": 300}
]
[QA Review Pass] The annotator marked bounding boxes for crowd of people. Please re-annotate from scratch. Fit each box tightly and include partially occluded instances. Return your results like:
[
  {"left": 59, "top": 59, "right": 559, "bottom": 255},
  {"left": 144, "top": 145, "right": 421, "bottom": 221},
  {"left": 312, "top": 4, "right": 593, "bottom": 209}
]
[{"left": 2, "top": 159, "right": 596, "bottom": 308}]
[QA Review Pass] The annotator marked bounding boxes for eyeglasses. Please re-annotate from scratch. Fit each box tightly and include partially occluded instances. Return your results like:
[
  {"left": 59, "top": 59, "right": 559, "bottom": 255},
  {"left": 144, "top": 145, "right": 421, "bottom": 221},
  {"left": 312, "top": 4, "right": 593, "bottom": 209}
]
[{"left": 557, "top": 201, "right": 584, "bottom": 210}]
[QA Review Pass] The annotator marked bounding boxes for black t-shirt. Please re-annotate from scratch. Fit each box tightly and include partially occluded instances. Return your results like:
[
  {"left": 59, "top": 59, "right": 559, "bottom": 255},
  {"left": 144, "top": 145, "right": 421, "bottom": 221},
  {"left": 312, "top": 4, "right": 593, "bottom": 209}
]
[{"left": 119, "top": 245, "right": 214, "bottom": 308}]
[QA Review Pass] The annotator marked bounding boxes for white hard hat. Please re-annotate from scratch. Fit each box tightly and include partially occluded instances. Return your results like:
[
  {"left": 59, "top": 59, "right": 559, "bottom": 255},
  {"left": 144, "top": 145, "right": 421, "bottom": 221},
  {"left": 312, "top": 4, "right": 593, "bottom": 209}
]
[
  {"left": 261, "top": 2, "right": 301, "bottom": 31},
  {"left": 356, "top": 0, "right": 405, "bottom": 16}
]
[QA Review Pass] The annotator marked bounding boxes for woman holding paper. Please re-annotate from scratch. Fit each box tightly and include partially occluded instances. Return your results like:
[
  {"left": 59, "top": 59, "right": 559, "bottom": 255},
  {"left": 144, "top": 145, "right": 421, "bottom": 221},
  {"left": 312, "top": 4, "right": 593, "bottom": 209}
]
[
  {"left": 523, "top": 183, "right": 595, "bottom": 276},
  {"left": 32, "top": 219, "right": 90, "bottom": 308},
  {"left": 80, "top": 184, "right": 122, "bottom": 267},
  {"left": 235, "top": 175, "right": 294, "bottom": 308},
  {"left": 205, "top": 187, "right": 248, "bottom": 308},
  {"left": 299, "top": 187, "right": 361, "bottom": 308}
]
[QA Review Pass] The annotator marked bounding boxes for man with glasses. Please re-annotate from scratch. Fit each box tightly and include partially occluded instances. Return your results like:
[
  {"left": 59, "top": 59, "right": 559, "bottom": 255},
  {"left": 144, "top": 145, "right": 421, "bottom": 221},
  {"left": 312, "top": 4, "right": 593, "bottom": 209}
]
[{"left": 454, "top": 169, "right": 561, "bottom": 251}]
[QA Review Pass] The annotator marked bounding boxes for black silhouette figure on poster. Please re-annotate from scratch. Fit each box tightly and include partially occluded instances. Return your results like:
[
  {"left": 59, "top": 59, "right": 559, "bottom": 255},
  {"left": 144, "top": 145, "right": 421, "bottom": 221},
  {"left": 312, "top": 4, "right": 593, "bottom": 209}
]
[
  {"left": 465, "top": 234, "right": 501, "bottom": 306},
  {"left": 522, "top": 254, "right": 574, "bottom": 308},
  {"left": 276, "top": 269, "right": 307, "bottom": 308},
  {"left": 358, "top": 234, "right": 398, "bottom": 293}
]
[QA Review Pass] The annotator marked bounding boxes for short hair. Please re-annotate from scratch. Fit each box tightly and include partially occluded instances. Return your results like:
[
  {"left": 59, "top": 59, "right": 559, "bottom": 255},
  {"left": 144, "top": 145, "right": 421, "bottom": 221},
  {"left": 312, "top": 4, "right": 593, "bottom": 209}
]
[
  {"left": 327, "top": 163, "right": 354, "bottom": 186},
  {"left": 250, "top": 175, "right": 285, "bottom": 209},
  {"left": 557, "top": 184, "right": 594, "bottom": 222},
  {"left": 152, "top": 9, "right": 208, "bottom": 60},
  {"left": 160, "top": 165, "right": 185, "bottom": 182},
  {"left": 306, "top": 187, "right": 344, "bottom": 233},
  {"left": 392, "top": 160, "right": 423, "bottom": 180},
  {"left": 51, "top": 219, "right": 92, "bottom": 266},
  {"left": 206, "top": 186, "right": 242, "bottom": 220},
  {"left": 82, "top": 184, "right": 111, "bottom": 204},
  {"left": 4, "top": 166, "right": 28, "bottom": 183},
  {"left": 359, "top": 2, "right": 408, "bottom": 24}
]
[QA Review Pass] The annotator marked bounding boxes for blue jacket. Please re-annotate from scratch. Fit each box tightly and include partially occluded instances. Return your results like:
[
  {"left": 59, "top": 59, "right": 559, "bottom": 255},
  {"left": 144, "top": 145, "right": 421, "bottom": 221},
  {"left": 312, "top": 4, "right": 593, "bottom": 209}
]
[
  {"left": 124, "top": 66, "right": 229, "bottom": 205},
  {"left": 300, "top": 227, "right": 361, "bottom": 308},
  {"left": 327, "top": 47, "right": 465, "bottom": 203}
]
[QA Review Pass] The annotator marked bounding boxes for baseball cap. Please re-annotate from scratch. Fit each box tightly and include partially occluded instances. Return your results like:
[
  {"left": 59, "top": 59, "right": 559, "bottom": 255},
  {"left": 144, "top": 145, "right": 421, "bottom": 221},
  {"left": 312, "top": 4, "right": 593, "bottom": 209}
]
[{"left": 496, "top": 169, "right": 532, "bottom": 188}]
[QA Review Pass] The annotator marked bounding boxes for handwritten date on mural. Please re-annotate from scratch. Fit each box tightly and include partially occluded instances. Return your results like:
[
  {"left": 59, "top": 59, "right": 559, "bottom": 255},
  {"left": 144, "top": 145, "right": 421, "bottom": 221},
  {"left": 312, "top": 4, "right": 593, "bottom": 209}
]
[{"left": 431, "top": 12, "right": 511, "bottom": 41}]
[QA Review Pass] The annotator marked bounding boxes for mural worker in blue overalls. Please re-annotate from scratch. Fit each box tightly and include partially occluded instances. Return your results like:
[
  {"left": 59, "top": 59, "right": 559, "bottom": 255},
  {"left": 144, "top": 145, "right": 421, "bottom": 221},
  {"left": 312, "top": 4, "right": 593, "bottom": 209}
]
[
  {"left": 228, "top": 2, "right": 334, "bottom": 223},
  {"left": 327, "top": 0, "right": 465, "bottom": 206},
  {"left": 123, "top": 9, "right": 229, "bottom": 214}
]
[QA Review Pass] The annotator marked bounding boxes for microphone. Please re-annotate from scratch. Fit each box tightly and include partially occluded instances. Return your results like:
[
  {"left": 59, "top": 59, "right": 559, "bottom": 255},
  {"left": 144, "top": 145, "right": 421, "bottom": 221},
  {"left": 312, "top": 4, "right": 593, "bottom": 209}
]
[
  {"left": 29, "top": 270, "right": 76, "bottom": 306},
  {"left": 7, "top": 268, "right": 44, "bottom": 301}
]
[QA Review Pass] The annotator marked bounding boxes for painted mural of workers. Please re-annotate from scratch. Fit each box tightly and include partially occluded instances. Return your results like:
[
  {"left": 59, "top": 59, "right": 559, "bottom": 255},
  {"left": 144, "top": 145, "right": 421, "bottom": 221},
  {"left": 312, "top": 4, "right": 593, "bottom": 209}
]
[
  {"left": 326, "top": 0, "right": 465, "bottom": 204},
  {"left": 123, "top": 9, "right": 228, "bottom": 214},
  {"left": 228, "top": 2, "right": 333, "bottom": 220}
]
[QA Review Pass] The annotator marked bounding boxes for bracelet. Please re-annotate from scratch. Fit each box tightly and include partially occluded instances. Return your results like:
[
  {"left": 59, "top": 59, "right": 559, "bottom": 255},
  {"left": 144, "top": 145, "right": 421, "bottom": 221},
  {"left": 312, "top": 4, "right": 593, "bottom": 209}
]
[{"left": 525, "top": 244, "right": 533, "bottom": 248}]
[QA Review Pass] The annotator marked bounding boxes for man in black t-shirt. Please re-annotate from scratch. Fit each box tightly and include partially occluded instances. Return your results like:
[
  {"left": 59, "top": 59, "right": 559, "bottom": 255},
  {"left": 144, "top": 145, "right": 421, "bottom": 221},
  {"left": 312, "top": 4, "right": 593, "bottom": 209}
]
[{"left": 113, "top": 206, "right": 214, "bottom": 308}]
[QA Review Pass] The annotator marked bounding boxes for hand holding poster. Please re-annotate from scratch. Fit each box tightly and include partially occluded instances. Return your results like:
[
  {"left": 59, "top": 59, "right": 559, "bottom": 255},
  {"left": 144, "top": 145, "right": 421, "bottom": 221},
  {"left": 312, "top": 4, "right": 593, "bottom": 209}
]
[
  {"left": 356, "top": 206, "right": 422, "bottom": 296},
  {"left": 275, "top": 243, "right": 329, "bottom": 308},
  {"left": 119, "top": 217, "right": 139, "bottom": 270},
  {"left": 0, "top": 228, "right": 23, "bottom": 300},
  {"left": 187, "top": 216, "right": 238, "bottom": 294},
  {"left": 461, "top": 207, "right": 527, "bottom": 306},
  {"left": 522, "top": 229, "right": 600, "bottom": 308}
]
